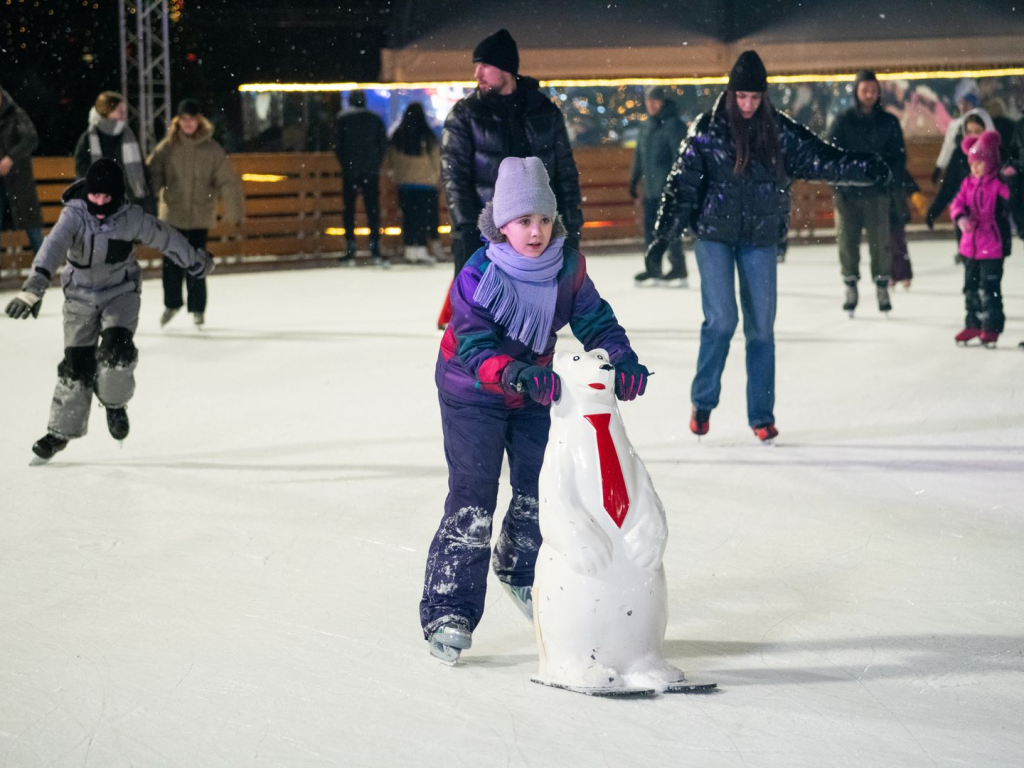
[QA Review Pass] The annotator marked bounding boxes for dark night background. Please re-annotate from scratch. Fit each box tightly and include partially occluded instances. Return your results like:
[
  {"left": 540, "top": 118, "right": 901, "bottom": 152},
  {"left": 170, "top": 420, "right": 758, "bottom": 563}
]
[{"left": 1, "top": 1, "right": 392, "bottom": 155}]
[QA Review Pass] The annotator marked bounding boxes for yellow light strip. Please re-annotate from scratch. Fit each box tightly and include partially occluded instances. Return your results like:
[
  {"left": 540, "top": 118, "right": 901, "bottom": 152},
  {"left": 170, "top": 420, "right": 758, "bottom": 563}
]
[
  {"left": 241, "top": 173, "right": 288, "bottom": 182},
  {"left": 240, "top": 67, "right": 1024, "bottom": 93},
  {"left": 325, "top": 226, "right": 453, "bottom": 236}
]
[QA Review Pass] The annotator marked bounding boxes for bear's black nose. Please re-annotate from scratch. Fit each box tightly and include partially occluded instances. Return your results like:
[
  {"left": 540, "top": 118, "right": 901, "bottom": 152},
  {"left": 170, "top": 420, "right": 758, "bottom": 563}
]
[{"left": 599, "top": 364, "right": 613, "bottom": 371}]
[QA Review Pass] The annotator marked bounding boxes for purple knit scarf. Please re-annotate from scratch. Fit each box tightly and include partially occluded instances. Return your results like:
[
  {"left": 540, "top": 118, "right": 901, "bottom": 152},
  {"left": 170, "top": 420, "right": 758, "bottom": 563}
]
[{"left": 474, "top": 238, "right": 565, "bottom": 353}]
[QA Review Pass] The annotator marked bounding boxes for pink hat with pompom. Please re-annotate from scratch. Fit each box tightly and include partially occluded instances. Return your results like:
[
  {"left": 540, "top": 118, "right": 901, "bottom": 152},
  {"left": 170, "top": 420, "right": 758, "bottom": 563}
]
[{"left": 962, "top": 130, "right": 1001, "bottom": 172}]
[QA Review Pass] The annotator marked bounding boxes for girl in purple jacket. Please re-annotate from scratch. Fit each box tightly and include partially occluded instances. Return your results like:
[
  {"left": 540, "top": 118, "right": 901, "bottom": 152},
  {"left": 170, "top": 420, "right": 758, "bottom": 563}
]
[
  {"left": 949, "top": 131, "right": 1011, "bottom": 348},
  {"left": 421, "top": 157, "right": 649, "bottom": 663}
]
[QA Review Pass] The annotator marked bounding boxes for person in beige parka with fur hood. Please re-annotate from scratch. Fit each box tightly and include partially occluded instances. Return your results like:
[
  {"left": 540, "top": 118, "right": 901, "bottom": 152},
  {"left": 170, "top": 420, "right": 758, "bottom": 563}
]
[{"left": 147, "top": 98, "right": 243, "bottom": 328}]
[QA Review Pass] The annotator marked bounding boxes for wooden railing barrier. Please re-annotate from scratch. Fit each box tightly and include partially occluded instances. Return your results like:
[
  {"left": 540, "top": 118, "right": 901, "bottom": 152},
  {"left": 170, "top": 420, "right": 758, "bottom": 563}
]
[{"left": 1, "top": 140, "right": 945, "bottom": 275}]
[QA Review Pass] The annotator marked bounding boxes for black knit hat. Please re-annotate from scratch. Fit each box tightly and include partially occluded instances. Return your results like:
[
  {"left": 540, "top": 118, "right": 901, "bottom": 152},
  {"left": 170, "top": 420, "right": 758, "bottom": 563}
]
[
  {"left": 84, "top": 158, "right": 126, "bottom": 215},
  {"left": 177, "top": 98, "right": 201, "bottom": 116},
  {"left": 728, "top": 50, "right": 768, "bottom": 92},
  {"left": 473, "top": 29, "right": 519, "bottom": 76},
  {"left": 348, "top": 90, "right": 366, "bottom": 108}
]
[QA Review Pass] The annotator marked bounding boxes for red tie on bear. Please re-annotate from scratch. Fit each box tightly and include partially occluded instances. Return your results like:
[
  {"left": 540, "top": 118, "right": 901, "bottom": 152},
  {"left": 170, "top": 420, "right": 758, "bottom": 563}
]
[{"left": 583, "top": 413, "right": 630, "bottom": 528}]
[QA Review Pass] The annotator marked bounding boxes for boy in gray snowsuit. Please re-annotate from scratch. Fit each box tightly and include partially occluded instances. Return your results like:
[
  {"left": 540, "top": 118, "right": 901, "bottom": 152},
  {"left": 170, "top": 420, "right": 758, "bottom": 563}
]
[{"left": 4, "top": 158, "right": 214, "bottom": 463}]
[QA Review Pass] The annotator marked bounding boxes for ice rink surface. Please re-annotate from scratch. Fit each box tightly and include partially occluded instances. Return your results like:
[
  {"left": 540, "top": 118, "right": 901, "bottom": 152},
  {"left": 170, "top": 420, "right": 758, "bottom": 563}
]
[{"left": 2, "top": 241, "right": 1023, "bottom": 767}]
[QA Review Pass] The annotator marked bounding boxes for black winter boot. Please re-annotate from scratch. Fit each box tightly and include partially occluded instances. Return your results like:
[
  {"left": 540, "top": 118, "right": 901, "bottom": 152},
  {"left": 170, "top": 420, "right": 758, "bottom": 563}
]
[
  {"left": 106, "top": 407, "right": 130, "bottom": 441},
  {"left": 32, "top": 433, "right": 68, "bottom": 463}
]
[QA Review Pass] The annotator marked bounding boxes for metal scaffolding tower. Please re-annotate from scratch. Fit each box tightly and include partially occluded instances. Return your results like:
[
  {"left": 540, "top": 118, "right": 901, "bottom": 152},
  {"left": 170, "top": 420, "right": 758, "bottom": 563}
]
[{"left": 118, "top": 0, "right": 172, "bottom": 155}]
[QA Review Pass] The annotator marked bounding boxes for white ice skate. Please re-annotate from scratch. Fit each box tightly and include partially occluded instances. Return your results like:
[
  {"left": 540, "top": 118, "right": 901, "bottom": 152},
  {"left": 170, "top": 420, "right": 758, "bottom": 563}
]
[{"left": 428, "top": 623, "right": 472, "bottom": 665}]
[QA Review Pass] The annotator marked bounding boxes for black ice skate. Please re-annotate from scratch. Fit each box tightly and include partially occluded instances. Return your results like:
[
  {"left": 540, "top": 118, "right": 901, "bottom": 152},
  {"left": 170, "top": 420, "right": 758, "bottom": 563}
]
[
  {"left": 31, "top": 433, "right": 68, "bottom": 465},
  {"left": 842, "top": 277, "right": 858, "bottom": 318},
  {"left": 338, "top": 240, "right": 357, "bottom": 266},
  {"left": 106, "top": 406, "right": 130, "bottom": 442},
  {"left": 634, "top": 269, "right": 662, "bottom": 287},
  {"left": 160, "top": 307, "right": 180, "bottom": 327},
  {"left": 660, "top": 269, "right": 688, "bottom": 289},
  {"left": 428, "top": 622, "right": 473, "bottom": 665},
  {"left": 876, "top": 277, "right": 892, "bottom": 314}
]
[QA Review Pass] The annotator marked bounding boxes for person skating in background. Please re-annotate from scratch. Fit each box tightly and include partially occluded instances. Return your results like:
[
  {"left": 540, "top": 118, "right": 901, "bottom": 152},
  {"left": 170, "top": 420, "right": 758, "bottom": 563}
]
[
  {"left": 3, "top": 159, "right": 214, "bottom": 464},
  {"left": 422, "top": 157, "right": 648, "bottom": 663},
  {"left": 647, "top": 51, "right": 890, "bottom": 444},
  {"left": 147, "top": 98, "right": 244, "bottom": 329},
  {"left": 948, "top": 131, "right": 1011, "bottom": 348},
  {"left": 0, "top": 82, "right": 45, "bottom": 255},
  {"left": 437, "top": 29, "right": 584, "bottom": 329},
  {"left": 73, "top": 91, "right": 153, "bottom": 210},
  {"left": 827, "top": 70, "right": 906, "bottom": 316},
  {"left": 630, "top": 85, "right": 688, "bottom": 287},
  {"left": 931, "top": 80, "right": 981, "bottom": 185},
  {"left": 333, "top": 90, "right": 388, "bottom": 265},
  {"left": 382, "top": 102, "right": 442, "bottom": 265},
  {"left": 926, "top": 110, "right": 993, "bottom": 261}
]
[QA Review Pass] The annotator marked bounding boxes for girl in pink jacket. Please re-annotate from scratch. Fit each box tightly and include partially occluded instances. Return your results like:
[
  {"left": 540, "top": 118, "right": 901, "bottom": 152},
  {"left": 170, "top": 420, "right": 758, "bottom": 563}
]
[{"left": 949, "top": 130, "right": 1011, "bottom": 347}]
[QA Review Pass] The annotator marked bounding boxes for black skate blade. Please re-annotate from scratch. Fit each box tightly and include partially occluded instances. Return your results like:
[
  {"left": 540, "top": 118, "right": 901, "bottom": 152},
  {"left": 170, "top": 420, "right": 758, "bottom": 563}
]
[
  {"left": 531, "top": 677, "right": 656, "bottom": 698},
  {"left": 664, "top": 681, "right": 718, "bottom": 694}
]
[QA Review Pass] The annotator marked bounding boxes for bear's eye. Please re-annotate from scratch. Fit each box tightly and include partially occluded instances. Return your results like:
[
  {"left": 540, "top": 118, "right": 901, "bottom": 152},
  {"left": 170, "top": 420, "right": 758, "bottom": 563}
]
[
  {"left": 596, "top": 354, "right": 605, "bottom": 360},
  {"left": 572, "top": 355, "right": 580, "bottom": 361}
]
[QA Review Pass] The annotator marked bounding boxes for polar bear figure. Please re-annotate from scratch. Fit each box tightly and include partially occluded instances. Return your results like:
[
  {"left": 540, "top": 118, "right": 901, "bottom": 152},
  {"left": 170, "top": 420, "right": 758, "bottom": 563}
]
[{"left": 533, "top": 348, "right": 684, "bottom": 693}]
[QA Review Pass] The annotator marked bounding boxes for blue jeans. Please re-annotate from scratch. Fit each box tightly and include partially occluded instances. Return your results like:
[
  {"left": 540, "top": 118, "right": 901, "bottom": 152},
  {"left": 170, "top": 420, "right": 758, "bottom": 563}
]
[
  {"left": 0, "top": 178, "right": 44, "bottom": 254},
  {"left": 691, "top": 240, "right": 778, "bottom": 427}
]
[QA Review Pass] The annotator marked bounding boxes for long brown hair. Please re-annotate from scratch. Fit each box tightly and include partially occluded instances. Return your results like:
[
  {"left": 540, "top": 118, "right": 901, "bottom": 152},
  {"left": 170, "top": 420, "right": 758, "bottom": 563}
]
[{"left": 724, "top": 90, "right": 783, "bottom": 178}]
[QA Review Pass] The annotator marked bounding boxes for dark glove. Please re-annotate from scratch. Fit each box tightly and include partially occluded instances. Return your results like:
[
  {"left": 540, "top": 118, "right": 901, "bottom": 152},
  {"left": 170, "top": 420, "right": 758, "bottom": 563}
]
[
  {"left": 5, "top": 291, "right": 42, "bottom": 319},
  {"left": 931, "top": 167, "right": 942, "bottom": 185},
  {"left": 187, "top": 250, "right": 215, "bottom": 279},
  {"left": 925, "top": 208, "right": 938, "bottom": 230},
  {"left": 501, "top": 362, "right": 561, "bottom": 406},
  {"left": 613, "top": 359, "right": 650, "bottom": 401}
]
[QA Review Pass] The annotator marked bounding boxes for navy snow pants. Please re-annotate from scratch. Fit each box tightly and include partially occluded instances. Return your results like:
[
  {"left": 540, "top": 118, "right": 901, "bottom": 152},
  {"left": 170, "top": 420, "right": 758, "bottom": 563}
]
[{"left": 420, "top": 393, "right": 550, "bottom": 638}]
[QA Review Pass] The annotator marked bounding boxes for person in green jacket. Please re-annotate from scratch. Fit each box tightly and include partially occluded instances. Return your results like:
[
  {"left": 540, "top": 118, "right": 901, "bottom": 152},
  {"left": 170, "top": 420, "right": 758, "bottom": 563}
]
[{"left": 147, "top": 98, "right": 244, "bottom": 329}]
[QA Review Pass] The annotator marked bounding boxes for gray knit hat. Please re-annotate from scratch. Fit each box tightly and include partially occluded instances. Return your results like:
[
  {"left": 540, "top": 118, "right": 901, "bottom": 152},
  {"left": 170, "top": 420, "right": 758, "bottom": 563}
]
[{"left": 491, "top": 157, "right": 557, "bottom": 229}]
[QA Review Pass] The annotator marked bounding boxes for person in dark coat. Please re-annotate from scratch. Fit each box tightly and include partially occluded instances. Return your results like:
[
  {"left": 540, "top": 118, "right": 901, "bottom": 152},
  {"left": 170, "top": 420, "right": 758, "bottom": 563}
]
[
  {"left": 631, "top": 85, "right": 688, "bottom": 286},
  {"left": 73, "top": 91, "right": 153, "bottom": 211},
  {"left": 827, "top": 69, "right": 907, "bottom": 315},
  {"left": 0, "top": 84, "right": 44, "bottom": 254},
  {"left": 646, "top": 51, "right": 889, "bottom": 444},
  {"left": 333, "top": 89, "right": 388, "bottom": 264},
  {"left": 441, "top": 28, "right": 583, "bottom": 276}
]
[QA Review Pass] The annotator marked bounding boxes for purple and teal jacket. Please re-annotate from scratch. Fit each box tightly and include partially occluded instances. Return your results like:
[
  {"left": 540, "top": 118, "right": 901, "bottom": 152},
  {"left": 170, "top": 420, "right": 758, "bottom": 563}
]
[{"left": 436, "top": 246, "right": 637, "bottom": 407}]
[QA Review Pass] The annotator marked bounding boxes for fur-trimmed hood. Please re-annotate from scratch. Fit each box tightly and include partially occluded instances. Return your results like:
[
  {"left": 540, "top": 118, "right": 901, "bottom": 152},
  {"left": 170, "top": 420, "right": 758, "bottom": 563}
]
[
  {"left": 477, "top": 200, "right": 568, "bottom": 244},
  {"left": 167, "top": 114, "right": 214, "bottom": 143}
]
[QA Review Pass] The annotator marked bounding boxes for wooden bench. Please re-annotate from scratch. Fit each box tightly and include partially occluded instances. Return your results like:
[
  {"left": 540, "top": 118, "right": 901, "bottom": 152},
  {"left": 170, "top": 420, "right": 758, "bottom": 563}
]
[{"left": 0, "top": 139, "right": 949, "bottom": 276}]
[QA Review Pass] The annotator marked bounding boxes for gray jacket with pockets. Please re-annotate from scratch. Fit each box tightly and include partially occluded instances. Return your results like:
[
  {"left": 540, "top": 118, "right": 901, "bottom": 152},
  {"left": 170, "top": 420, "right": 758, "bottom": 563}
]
[{"left": 23, "top": 179, "right": 211, "bottom": 305}]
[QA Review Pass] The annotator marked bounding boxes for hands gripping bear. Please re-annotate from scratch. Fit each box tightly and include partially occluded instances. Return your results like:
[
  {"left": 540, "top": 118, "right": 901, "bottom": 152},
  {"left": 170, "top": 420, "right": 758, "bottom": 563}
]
[{"left": 502, "top": 358, "right": 650, "bottom": 405}]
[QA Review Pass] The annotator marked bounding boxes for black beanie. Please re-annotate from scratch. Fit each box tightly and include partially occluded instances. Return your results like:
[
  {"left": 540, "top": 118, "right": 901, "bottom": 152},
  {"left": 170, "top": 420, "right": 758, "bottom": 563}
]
[
  {"left": 728, "top": 50, "right": 768, "bottom": 93},
  {"left": 177, "top": 98, "right": 201, "bottom": 116},
  {"left": 348, "top": 90, "right": 366, "bottom": 108},
  {"left": 473, "top": 29, "right": 519, "bottom": 76},
  {"left": 84, "top": 158, "right": 126, "bottom": 216}
]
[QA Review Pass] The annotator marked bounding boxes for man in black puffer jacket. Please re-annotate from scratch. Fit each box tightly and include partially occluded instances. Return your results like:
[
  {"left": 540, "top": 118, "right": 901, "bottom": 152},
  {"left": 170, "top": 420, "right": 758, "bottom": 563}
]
[
  {"left": 828, "top": 69, "right": 907, "bottom": 314},
  {"left": 441, "top": 29, "right": 583, "bottom": 275}
]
